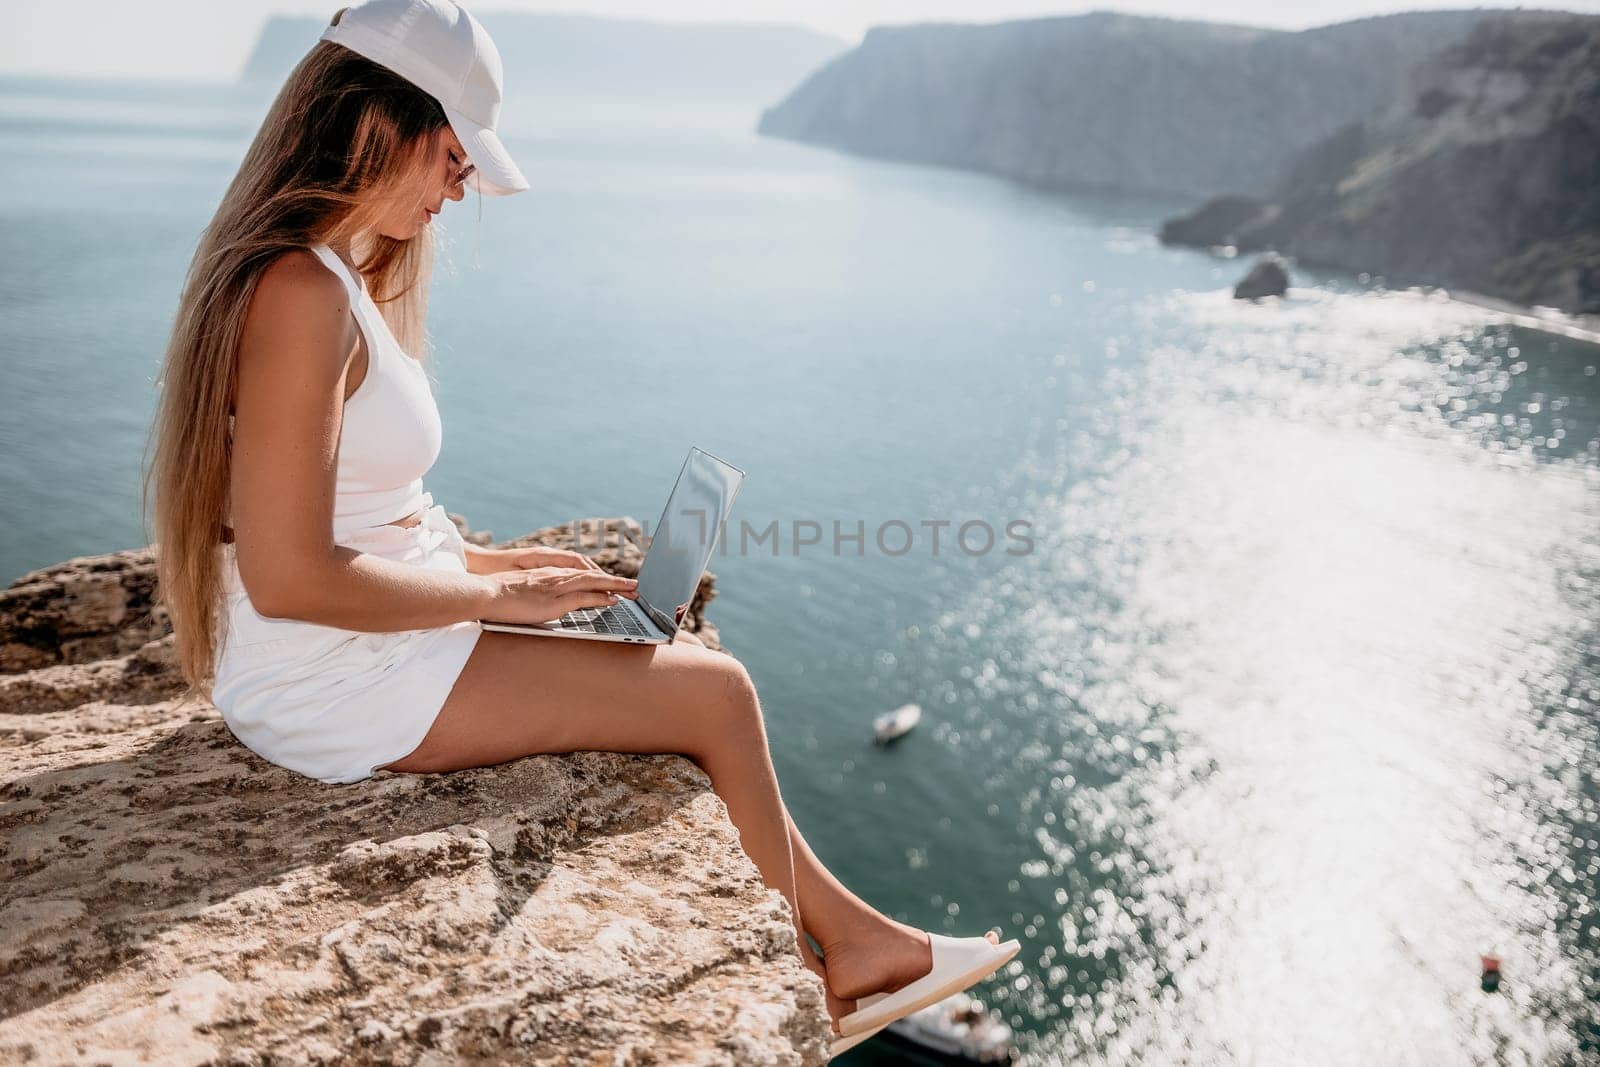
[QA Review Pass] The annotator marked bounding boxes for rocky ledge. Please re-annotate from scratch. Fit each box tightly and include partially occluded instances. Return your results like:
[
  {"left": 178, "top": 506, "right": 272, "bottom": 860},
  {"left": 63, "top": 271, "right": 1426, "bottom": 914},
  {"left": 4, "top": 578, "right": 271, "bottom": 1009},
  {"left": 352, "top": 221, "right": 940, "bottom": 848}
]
[{"left": 0, "top": 513, "right": 828, "bottom": 1065}]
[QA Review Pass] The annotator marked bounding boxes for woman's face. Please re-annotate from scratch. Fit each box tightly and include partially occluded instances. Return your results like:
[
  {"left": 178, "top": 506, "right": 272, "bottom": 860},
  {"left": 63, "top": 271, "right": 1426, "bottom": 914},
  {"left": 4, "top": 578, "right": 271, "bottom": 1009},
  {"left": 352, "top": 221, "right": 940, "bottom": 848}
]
[{"left": 375, "top": 125, "right": 474, "bottom": 241}]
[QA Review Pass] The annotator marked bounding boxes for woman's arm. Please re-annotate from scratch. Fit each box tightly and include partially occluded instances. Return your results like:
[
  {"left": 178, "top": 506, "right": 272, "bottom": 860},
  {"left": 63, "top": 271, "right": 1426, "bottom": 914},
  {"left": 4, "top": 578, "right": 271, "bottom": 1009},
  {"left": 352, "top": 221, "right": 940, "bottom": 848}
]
[
  {"left": 230, "top": 255, "right": 636, "bottom": 634},
  {"left": 231, "top": 251, "right": 499, "bottom": 631}
]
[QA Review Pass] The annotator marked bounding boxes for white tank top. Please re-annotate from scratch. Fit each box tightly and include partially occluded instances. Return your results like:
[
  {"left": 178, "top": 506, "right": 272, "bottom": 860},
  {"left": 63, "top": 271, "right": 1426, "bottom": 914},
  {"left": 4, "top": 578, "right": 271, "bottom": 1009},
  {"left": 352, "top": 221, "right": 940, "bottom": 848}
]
[
  {"left": 226, "top": 242, "right": 442, "bottom": 542},
  {"left": 310, "top": 243, "right": 442, "bottom": 539}
]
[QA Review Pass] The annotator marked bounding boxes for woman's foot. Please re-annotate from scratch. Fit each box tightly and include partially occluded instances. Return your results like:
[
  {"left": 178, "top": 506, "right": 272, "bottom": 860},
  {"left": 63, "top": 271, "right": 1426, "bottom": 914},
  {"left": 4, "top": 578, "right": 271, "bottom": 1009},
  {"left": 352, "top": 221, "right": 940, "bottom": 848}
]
[{"left": 815, "top": 916, "right": 1000, "bottom": 1031}]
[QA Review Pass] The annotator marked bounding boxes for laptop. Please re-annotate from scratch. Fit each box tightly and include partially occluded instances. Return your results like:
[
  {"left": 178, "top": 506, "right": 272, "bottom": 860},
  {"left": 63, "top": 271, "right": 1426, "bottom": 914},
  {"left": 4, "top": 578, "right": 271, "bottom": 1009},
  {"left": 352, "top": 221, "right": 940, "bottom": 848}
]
[{"left": 482, "top": 446, "right": 745, "bottom": 645}]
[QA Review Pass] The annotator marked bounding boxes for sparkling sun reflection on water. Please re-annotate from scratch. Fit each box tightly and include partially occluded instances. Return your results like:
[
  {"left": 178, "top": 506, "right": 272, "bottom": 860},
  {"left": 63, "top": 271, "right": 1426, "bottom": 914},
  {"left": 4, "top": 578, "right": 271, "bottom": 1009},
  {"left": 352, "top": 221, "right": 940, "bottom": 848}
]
[{"left": 912, "top": 288, "right": 1599, "bottom": 1065}]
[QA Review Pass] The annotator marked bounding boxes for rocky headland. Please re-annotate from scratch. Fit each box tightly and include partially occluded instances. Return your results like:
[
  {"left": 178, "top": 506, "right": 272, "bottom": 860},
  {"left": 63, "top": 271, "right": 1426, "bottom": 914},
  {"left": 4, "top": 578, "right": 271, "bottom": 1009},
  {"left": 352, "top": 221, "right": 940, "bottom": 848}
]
[
  {"left": 0, "top": 513, "right": 829, "bottom": 1065},
  {"left": 757, "top": 10, "right": 1501, "bottom": 200},
  {"left": 1160, "top": 13, "right": 1600, "bottom": 316},
  {"left": 244, "top": 13, "right": 845, "bottom": 102},
  {"left": 756, "top": 8, "right": 1598, "bottom": 318}
]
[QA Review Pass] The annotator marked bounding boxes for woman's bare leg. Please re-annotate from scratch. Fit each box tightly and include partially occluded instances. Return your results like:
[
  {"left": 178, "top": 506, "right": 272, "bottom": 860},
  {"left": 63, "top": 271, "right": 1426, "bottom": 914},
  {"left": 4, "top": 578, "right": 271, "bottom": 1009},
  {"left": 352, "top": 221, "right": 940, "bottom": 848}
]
[
  {"left": 786, "top": 810, "right": 883, "bottom": 942},
  {"left": 385, "top": 630, "right": 984, "bottom": 1023},
  {"left": 388, "top": 632, "right": 800, "bottom": 927},
  {"left": 660, "top": 634, "right": 949, "bottom": 1013},
  {"left": 653, "top": 634, "right": 932, "bottom": 984},
  {"left": 385, "top": 632, "right": 898, "bottom": 1012}
]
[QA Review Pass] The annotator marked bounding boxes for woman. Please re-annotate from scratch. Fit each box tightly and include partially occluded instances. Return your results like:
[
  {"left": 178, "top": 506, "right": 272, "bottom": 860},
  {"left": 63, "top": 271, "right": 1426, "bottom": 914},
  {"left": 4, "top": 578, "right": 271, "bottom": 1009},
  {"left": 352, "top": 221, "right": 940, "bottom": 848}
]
[{"left": 144, "top": 0, "right": 1018, "bottom": 1053}]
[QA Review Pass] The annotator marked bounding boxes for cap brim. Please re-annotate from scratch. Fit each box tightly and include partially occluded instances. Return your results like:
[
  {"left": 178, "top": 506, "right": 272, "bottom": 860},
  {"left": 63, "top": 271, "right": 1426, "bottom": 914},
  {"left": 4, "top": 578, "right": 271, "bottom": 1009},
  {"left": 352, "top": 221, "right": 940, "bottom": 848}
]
[{"left": 442, "top": 104, "right": 528, "bottom": 197}]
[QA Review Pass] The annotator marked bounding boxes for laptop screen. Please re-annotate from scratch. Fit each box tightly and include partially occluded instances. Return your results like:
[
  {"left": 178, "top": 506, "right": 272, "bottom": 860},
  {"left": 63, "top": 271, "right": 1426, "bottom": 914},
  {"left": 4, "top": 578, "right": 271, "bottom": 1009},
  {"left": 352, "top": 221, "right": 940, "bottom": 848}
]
[{"left": 635, "top": 447, "right": 744, "bottom": 636}]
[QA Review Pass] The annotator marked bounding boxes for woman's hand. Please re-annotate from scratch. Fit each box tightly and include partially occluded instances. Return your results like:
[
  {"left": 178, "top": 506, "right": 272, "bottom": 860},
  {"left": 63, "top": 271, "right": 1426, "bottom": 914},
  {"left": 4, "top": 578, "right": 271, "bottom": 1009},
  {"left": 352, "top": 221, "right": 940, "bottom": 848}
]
[
  {"left": 506, "top": 545, "right": 602, "bottom": 572},
  {"left": 465, "top": 544, "right": 601, "bottom": 575},
  {"left": 481, "top": 566, "right": 638, "bottom": 626}
]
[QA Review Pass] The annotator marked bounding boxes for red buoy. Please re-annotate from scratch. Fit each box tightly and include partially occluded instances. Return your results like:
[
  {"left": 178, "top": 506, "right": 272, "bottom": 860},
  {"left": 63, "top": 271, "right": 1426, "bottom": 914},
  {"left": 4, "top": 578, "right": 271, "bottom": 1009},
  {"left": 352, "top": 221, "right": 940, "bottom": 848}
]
[{"left": 1480, "top": 955, "right": 1502, "bottom": 993}]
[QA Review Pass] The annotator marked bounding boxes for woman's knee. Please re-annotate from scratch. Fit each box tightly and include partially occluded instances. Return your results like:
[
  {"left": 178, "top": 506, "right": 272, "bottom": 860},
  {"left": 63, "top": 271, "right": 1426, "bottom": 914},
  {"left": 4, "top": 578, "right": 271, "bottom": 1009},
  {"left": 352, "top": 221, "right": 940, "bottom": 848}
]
[
  {"left": 684, "top": 653, "right": 762, "bottom": 747},
  {"left": 716, "top": 652, "right": 758, "bottom": 705}
]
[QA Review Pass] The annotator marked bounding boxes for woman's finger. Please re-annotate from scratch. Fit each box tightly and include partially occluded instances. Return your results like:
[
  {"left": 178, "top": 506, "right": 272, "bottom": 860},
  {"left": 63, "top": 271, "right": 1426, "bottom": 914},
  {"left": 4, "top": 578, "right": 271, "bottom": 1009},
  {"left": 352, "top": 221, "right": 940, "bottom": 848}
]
[
  {"left": 545, "top": 566, "right": 599, "bottom": 580},
  {"left": 573, "top": 571, "right": 636, "bottom": 589},
  {"left": 555, "top": 570, "right": 638, "bottom": 592},
  {"left": 559, "top": 590, "right": 626, "bottom": 612}
]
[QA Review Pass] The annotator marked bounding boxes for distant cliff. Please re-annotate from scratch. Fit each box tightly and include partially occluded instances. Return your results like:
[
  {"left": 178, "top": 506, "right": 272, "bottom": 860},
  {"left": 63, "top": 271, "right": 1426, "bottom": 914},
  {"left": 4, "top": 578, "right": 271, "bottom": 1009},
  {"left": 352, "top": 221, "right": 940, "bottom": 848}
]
[
  {"left": 243, "top": 13, "right": 845, "bottom": 101},
  {"left": 757, "top": 10, "right": 1500, "bottom": 200},
  {"left": 1161, "top": 14, "right": 1600, "bottom": 315}
]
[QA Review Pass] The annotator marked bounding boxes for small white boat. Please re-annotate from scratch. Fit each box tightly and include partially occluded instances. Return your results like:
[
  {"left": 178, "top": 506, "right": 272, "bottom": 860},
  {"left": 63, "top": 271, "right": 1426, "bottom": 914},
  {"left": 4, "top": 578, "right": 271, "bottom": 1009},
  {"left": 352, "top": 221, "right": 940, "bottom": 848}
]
[
  {"left": 885, "top": 991, "right": 1017, "bottom": 1063},
  {"left": 873, "top": 702, "right": 922, "bottom": 745}
]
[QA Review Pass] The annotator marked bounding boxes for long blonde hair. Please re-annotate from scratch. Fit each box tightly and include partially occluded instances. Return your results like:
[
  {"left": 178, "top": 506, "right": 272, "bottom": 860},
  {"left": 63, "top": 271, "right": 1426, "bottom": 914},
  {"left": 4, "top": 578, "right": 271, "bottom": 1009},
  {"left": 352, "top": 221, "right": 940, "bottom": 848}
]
[{"left": 145, "top": 23, "right": 458, "bottom": 702}]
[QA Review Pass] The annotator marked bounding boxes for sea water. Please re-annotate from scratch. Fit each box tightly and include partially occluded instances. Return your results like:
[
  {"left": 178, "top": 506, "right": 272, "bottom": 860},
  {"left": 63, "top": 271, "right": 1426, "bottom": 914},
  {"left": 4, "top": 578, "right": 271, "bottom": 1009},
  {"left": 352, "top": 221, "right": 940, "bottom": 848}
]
[{"left": 1, "top": 73, "right": 1597, "bottom": 1064}]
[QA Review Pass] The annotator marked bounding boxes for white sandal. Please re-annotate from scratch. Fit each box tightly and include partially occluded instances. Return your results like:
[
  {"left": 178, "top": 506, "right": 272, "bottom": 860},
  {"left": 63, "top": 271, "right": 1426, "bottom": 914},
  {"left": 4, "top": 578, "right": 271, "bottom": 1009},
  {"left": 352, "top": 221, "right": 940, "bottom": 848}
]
[
  {"left": 828, "top": 1020, "right": 889, "bottom": 1058},
  {"left": 834, "top": 930, "right": 1020, "bottom": 1039}
]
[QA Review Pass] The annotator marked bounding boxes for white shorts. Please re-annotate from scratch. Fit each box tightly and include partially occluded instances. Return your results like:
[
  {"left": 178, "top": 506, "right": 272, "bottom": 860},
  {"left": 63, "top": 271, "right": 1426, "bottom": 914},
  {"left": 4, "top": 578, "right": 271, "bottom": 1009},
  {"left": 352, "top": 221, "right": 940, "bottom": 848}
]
[{"left": 211, "top": 492, "right": 484, "bottom": 784}]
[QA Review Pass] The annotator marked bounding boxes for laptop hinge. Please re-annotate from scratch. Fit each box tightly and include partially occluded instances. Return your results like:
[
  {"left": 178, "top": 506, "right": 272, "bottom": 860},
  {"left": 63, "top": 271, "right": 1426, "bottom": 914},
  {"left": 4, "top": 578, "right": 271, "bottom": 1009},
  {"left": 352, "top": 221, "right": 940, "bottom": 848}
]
[{"left": 631, "top": 594, "right": 677, "bottom": 639}]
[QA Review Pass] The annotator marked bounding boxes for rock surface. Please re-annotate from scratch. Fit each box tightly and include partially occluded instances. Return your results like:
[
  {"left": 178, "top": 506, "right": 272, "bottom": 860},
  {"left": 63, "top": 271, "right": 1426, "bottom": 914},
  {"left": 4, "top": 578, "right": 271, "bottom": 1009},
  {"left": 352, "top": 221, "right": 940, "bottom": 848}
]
[
  {"left": 1157, "top": 195, "right": 1278, "bottom": 252},
  {"left": 758, "top": 10, "right": 1497, "bottom": 200},
  {"left": 0, "top": 515, "right": 827, "bottom": 1065},
  {"left": 1233, "top": 254, "right": 1290, "bottom": 300},
  {"left": 1161, "top": 14, "right": 1600, "bottom": 315}
]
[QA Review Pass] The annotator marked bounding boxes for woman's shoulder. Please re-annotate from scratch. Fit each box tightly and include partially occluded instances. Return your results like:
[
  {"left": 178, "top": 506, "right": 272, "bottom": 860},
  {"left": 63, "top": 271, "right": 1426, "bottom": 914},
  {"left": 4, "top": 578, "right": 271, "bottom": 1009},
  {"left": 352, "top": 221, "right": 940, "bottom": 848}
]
[
  {"left": 240, "top": 247, "right": 359, "bottom": 368},
  {"left": 252, "top": 246, "right": 347, "bottom": 310}
]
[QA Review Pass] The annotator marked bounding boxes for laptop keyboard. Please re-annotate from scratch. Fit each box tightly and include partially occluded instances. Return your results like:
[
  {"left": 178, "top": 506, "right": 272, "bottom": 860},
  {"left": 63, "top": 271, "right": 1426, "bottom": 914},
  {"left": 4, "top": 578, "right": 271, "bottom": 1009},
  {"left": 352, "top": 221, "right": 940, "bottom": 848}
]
[{"left": 557, "top": 604, "right": 652, "bottom": 637}]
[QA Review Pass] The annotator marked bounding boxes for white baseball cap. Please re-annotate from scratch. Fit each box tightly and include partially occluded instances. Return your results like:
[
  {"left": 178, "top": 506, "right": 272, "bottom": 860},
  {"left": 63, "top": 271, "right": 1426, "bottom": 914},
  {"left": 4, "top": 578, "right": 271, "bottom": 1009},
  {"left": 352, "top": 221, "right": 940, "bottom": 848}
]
[{"left": 321, "top": 0, "right": 528, "bottom": 197}]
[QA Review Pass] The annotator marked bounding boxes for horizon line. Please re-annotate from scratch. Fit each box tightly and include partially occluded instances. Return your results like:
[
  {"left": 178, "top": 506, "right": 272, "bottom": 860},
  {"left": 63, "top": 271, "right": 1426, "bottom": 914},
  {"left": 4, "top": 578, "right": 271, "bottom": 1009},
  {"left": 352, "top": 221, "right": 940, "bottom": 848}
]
[{"left": 2, "top": 4, "right": 1594, "bottom": 84}]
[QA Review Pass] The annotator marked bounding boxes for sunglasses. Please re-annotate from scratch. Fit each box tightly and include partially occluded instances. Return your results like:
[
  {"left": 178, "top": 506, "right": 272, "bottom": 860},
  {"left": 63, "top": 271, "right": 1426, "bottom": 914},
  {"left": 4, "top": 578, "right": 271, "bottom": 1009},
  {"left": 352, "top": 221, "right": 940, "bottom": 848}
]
[{"left": 447, "top": 147, "right": 476, "bottom": 187}]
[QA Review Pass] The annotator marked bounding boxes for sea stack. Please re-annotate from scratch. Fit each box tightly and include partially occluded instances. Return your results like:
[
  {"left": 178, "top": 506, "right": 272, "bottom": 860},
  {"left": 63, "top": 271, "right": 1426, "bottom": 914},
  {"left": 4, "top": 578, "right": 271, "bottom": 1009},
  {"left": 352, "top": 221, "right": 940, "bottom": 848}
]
[{"left": 1234, "top": 254, "right": 1291, "bottom": 300}]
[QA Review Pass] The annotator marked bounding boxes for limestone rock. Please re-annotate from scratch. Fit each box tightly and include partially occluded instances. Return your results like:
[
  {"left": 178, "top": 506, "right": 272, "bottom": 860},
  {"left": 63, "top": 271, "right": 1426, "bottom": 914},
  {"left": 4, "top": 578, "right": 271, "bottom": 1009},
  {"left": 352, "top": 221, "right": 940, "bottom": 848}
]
[
  {"left": 1233, "top": 254, "right": 1291, "bottom": 300},
  {"left": 0, "top": 546, "right": 166, "bottom": 672},
  {"left": 0, "top": 514, "right": 820, "bottom": 1065}
]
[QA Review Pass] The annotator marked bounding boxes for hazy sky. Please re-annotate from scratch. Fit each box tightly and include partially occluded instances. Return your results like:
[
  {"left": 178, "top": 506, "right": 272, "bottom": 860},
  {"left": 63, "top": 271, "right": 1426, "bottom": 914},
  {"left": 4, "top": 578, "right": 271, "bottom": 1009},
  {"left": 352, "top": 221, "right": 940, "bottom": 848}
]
[{"left": 2, "top": 0, "right": 1597, "bottom": 80}]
